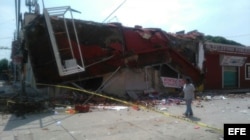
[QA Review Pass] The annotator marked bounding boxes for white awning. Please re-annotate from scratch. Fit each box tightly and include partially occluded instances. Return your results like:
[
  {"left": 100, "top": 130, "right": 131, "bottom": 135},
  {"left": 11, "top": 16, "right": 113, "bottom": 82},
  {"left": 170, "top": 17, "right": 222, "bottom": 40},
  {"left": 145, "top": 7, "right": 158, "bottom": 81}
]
[{"left": 220, "top": 55, "right": 247, "bottom": 66}]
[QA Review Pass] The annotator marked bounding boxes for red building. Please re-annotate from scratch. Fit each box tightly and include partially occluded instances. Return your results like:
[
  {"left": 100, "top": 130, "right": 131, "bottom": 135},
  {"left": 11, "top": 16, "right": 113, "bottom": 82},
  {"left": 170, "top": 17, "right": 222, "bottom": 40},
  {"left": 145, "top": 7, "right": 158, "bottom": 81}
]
[{"left": 204, "top": 42, "right": 250, "bottom": 90}]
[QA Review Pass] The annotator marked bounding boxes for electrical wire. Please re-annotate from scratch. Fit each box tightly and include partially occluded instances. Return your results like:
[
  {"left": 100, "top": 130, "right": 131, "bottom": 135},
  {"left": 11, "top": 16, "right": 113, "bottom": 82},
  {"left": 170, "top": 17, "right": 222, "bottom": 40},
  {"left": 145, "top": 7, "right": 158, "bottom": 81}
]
[
  {"left": 0, "top": 37, "right": 13, "bottom": 40},
  {"left": 224, "top": 34, "right": 250, "bottom": 38},
  {"left": 102, "top": 0, "right": 127, "bottom": 23}
]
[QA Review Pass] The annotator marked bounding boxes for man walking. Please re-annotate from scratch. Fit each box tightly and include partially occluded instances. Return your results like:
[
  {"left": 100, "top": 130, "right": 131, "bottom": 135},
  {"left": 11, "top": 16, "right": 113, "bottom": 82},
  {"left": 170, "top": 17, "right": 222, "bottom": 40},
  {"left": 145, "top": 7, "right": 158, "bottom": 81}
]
[{"left": 182, "top": 78, "right": 195, "bottom": 117}]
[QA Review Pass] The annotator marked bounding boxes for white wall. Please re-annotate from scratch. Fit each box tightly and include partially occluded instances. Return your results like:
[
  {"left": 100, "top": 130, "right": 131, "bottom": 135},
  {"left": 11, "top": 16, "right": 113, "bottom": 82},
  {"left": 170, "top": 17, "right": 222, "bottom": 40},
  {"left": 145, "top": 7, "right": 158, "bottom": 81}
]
[{"left": 102, "top": 67, "right": 154, "bottom": 97}]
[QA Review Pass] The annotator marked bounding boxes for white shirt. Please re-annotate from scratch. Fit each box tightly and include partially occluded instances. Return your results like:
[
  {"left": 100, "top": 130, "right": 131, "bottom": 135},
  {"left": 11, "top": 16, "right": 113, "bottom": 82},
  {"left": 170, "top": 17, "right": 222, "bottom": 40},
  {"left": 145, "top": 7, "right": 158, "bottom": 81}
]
[{"left": 183, "top": 83, "right": 195, "bottom": 100}]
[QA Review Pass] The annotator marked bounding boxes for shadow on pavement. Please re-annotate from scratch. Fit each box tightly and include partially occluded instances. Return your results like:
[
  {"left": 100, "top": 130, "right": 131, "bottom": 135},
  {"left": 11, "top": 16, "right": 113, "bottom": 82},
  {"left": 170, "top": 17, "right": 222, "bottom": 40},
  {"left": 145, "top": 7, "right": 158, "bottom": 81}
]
[
  {"left": 188, "top": 116, "right": 201, "bottom": 121},
  {"left": 2, "top": 111, "right": 75, "bottom": 131}
]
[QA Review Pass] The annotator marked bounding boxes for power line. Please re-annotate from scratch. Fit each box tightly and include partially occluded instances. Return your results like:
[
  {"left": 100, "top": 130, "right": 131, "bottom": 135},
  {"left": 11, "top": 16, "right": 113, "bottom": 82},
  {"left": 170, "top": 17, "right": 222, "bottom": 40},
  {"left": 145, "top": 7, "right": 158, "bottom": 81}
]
[
  {"left": 0, "top": 37, "right": 13, "bottom": 40},
  {"left": 224, "top": 34, "right": 250, "bottom": 38},
  {"left": 0, "top": 46, "right": 11, "bottom": 50},
  {"left": 0, "top": 19, "right": 15, "bottom": 24},
  {"left": 102, "top": 0, "right": 127, "bottom": 23}
]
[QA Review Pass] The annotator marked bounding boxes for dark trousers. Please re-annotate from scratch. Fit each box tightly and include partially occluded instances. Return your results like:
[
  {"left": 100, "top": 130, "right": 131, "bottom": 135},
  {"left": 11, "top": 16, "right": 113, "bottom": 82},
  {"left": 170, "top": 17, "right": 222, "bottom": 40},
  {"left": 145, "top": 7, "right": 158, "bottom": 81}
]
[{"left": 185, "top": 99, "right": 193, "bottom": 115}]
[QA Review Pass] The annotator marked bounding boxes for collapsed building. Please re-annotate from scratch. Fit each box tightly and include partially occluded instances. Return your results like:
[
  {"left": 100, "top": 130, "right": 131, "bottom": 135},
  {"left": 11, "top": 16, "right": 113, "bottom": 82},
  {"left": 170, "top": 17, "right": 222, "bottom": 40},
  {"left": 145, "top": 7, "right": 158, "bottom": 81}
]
[
  {"left": 10, "top": 4, "right": 250, "bottom": 104},
  {"left": 11, "top": 6, "right": 204, "bottom": 99}
]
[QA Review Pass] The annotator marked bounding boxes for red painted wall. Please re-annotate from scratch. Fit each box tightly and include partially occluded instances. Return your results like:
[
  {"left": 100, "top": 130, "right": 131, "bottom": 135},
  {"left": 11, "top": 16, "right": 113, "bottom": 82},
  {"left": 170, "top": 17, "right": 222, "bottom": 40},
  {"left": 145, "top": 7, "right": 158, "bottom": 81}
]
[
  {"left": 240, "top": 57, "right": 250, "bottom": 88},
  {"left": 204, "top": 52, "right": 250, "bottom": 89},
  {"left": 204, "top": 53, "right": 222, "bottom": 89}
]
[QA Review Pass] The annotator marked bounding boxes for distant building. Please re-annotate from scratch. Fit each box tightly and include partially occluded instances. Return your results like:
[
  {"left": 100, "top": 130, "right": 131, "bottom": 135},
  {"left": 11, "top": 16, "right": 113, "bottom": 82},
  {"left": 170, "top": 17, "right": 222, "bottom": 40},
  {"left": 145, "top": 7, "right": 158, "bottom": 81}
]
[{"left": 203, "top": 42, "right": 250, "bottom": 90}]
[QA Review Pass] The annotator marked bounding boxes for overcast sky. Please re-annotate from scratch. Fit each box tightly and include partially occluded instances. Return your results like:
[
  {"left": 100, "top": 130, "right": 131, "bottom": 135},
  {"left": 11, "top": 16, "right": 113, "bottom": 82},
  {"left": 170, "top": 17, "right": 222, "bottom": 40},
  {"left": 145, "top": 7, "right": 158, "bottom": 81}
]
[{"left": 0, "top": 0, "right": 250, "bottom": 61}]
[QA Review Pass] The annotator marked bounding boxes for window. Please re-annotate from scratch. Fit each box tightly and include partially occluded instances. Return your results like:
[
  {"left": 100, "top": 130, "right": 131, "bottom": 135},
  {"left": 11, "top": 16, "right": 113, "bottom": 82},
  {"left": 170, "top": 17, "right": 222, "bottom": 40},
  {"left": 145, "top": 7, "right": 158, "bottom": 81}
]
[{"left": 245, "top": 63, "right": 250, "bottom": 79}]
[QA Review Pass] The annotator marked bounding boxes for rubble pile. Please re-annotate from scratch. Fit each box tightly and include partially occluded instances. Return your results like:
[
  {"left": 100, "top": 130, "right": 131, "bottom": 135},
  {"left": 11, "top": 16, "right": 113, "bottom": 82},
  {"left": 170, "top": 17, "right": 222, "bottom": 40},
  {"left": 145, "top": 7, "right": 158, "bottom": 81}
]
[{"left": 1, "top": 79, "right": 250, "bottom": 118}]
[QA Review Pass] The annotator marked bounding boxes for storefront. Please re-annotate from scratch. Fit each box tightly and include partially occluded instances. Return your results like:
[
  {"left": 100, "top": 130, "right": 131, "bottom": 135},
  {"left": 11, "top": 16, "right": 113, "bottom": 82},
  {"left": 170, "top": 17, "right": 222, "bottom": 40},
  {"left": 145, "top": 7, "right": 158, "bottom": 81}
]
[{"left": 204, "top": 42, "right": 250, "bottom": 89}]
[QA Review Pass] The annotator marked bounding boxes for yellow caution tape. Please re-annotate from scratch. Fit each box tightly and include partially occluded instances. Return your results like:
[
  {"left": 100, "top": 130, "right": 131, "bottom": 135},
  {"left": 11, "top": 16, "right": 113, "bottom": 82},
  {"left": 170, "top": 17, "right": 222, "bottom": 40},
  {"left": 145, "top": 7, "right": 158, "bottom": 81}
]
[{"left": 37, "top": 83, "right": 223, "bottom": 133}]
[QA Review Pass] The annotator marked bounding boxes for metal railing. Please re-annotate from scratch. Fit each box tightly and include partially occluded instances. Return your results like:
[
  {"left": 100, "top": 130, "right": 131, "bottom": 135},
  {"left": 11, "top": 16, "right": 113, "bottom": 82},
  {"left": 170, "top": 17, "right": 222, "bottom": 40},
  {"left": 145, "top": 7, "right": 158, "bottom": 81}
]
[{"left": 44, "top": 6, "right": 85, "bottom": 76}]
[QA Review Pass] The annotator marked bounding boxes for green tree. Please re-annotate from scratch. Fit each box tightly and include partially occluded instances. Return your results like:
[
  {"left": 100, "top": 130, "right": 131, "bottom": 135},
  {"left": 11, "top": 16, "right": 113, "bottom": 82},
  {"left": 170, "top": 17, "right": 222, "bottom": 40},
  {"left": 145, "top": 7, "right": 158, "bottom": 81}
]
[{"left": 205, "top": 35, "right": 244, "bottom": 46}]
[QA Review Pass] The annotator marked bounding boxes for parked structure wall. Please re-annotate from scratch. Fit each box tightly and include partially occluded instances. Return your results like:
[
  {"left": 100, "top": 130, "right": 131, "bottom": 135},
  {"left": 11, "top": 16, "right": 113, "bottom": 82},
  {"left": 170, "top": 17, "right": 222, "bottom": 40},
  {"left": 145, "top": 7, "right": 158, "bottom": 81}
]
[
  {"left": 102, "top": 66, "right": 183, "bottom": 98},
  {"left": 241, "top": 57, "right": 250, "bottom": 87},
  {"left": 102, "top": 68, "right": 154, "bottom": 98},
  {"left": 204, "top": 42, "right": 250, "bottom": 90},
  {"left": 204, "top": 53, "right": 222, "bottom": 89}
]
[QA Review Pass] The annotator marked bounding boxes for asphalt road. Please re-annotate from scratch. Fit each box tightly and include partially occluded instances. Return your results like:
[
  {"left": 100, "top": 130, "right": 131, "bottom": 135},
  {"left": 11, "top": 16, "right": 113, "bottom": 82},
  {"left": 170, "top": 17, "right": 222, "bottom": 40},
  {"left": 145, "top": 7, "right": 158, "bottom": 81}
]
[
  {"left": 1, "top": 81, "right": 250, "bottom": 140},
  {"left": 1, "top": 106, "right": 223, "bottom": 140}
]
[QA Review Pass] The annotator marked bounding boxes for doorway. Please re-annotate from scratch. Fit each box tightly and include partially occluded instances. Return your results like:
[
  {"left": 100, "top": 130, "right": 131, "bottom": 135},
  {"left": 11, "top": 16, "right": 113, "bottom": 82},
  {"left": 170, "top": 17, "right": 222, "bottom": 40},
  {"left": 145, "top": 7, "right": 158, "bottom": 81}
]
[{"left": 223, "top": 66, "right": 238, "bottom": 88}]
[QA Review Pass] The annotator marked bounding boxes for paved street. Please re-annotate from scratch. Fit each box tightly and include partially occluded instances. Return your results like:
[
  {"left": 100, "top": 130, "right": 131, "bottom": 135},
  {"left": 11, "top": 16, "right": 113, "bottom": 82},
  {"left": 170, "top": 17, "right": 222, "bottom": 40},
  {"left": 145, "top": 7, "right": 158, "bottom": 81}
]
[
  {"left": 1, "top": 106, "right": 223, "bottom": 140},
  {"left": 1, "top": 81, "right": 250, "bottom": 140}
]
